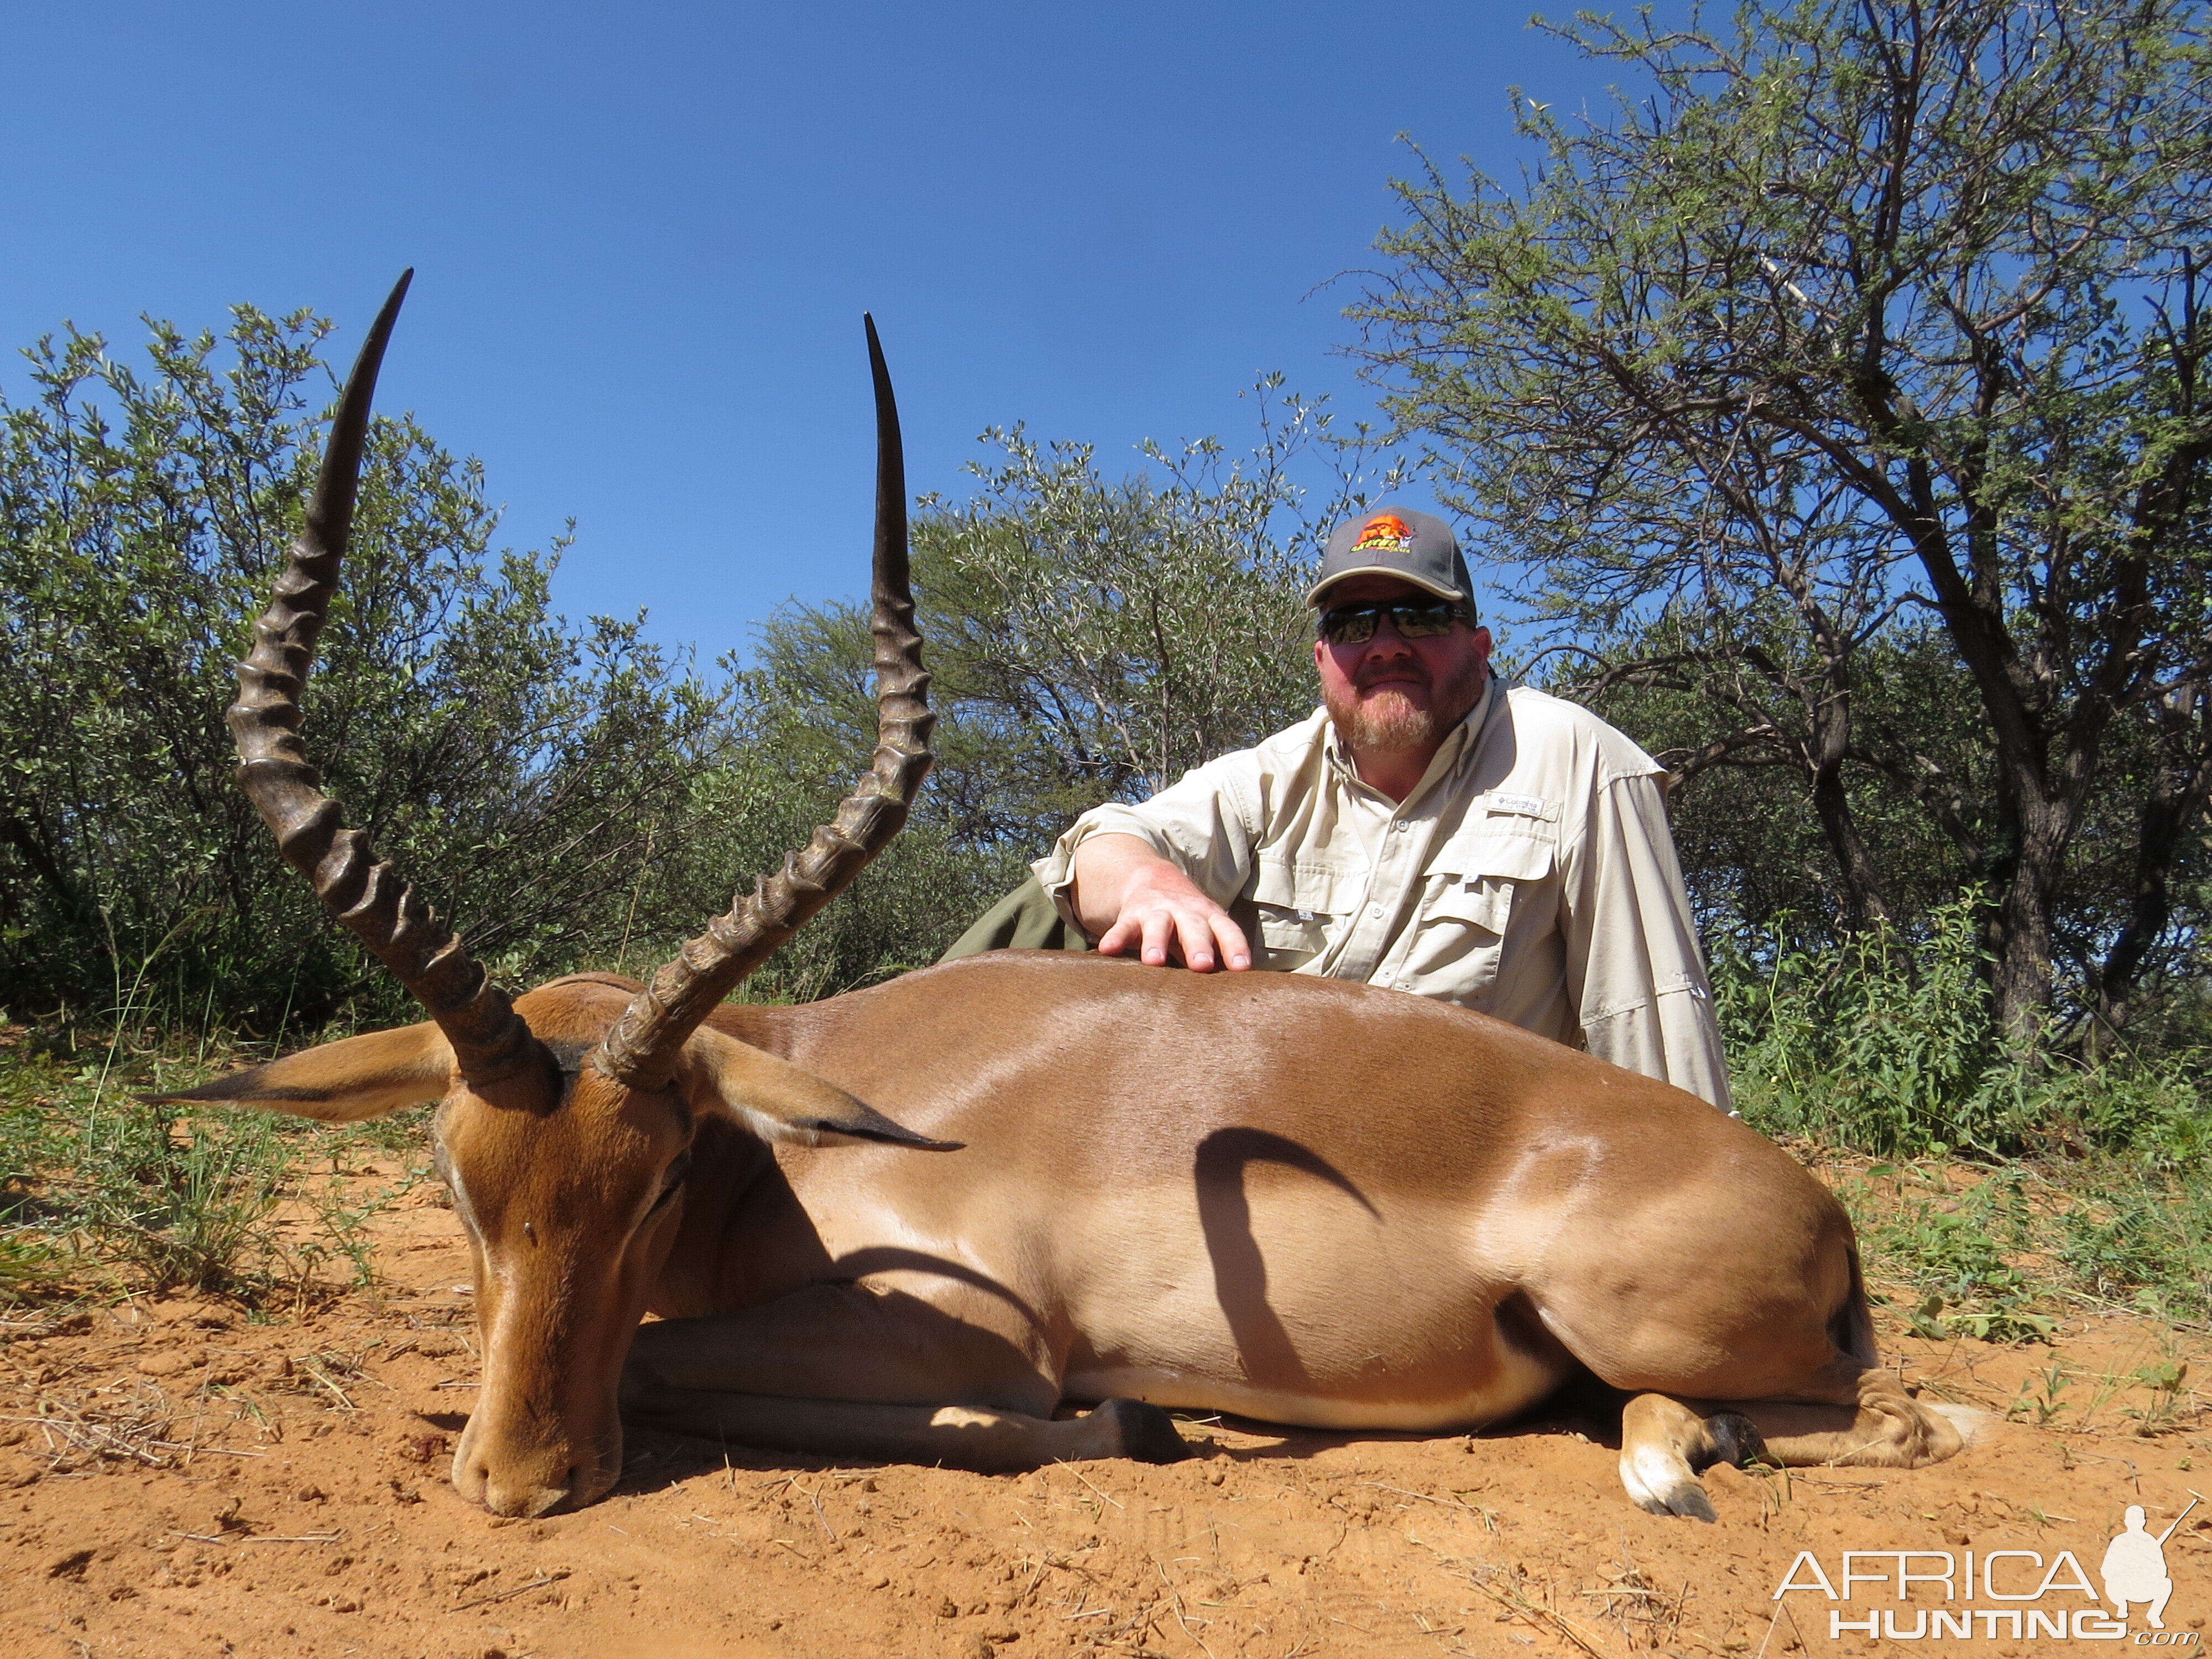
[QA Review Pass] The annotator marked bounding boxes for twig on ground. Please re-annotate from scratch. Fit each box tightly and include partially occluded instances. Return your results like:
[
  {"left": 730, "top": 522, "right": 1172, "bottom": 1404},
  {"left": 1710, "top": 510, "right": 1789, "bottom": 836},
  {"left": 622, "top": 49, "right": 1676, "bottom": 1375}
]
[
  {"left": 1057, "top": 1463, "right": 1126, "bottom": 1509},
  {"left": 1358, "top": 1481, "right": 1500, "bottom": 1528},
  {"left": 1468, "top": 1566, "right": 1608, "bottom": 1658},
  {"left": 452, "top": 1569, "right": 570, "bottom": 1611},
  {"left": 1156, "top": 1558, "right": 1214, "bottom": 1659}
]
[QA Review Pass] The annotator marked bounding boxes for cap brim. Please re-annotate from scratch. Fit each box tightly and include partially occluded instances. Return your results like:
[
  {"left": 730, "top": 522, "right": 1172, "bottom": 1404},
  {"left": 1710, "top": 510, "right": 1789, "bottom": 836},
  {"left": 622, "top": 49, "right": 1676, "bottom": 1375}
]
[{"left": 1305, "top": 566, "right": 1468, "bottom": 607}]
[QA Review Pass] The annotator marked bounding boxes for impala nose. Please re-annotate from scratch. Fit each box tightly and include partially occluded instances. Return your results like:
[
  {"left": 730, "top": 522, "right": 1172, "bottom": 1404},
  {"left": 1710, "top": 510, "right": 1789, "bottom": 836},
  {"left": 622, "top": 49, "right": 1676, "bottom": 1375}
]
[
  {"left": 457, "top": 1447, "right": 587, "bottom": 1518},
  {"left": 453, "top": 1425, "right": 609, "bottom": 1517},
  {"left": 481, "top": 1464, "right": 581, "bottom": 1519}
]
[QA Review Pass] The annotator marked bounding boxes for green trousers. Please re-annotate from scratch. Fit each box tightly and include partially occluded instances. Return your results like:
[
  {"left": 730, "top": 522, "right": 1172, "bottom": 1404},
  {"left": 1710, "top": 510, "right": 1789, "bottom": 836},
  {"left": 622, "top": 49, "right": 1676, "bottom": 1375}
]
[
  {"left": 939, "top": 873, "right": 1265, "bottom": 965},
  {"left": 937, "top": 874, "right": 1092, "bottom": 962}
]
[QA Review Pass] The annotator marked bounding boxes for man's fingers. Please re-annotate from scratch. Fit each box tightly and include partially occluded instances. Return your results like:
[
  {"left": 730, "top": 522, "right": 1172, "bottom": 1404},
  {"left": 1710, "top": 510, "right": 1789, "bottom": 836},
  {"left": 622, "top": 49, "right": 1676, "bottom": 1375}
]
[
  {"left": 1139, "top": 909, "right": 1178, "bottom": 968},
  {"left": 1175, "top": 909, "right": 1219, "bottom": 972},
  {"left": 1099, "top": 886, "right": 1246, "bottom": 973},
  {"left": 1211, "top": 912, "right": 1253, "bottom": 972}
]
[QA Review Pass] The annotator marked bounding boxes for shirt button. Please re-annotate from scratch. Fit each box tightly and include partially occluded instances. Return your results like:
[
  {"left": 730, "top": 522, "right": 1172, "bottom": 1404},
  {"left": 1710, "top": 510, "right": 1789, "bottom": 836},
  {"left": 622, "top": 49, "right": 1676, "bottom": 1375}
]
[{"left": 1369, "top": 905, "right": 1384, "bottom": 920}]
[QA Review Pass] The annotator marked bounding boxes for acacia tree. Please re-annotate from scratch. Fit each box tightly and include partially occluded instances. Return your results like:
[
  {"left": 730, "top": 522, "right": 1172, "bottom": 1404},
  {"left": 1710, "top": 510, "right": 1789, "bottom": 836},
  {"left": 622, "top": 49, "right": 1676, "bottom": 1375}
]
[{"left": 1351, "top": 0, "right": 2212, "bottom": 1040}]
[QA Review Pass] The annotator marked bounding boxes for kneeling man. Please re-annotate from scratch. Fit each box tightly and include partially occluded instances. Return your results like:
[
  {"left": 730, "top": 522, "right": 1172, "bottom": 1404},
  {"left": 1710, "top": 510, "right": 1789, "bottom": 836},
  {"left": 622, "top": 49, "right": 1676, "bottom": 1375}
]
[{"left": 945, "top": 507, "right": 1731, "bottom": 1109}]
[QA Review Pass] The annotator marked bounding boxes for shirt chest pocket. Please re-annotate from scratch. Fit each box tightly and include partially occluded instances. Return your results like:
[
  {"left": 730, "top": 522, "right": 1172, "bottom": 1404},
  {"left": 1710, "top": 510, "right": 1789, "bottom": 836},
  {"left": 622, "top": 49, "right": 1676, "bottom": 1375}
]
[
  {"left": 1411, "top": 833, "right": 1557, "bottom": 1001},
  {"left": 1243, "top": 861, "right": 1353, "bottom": 972}
]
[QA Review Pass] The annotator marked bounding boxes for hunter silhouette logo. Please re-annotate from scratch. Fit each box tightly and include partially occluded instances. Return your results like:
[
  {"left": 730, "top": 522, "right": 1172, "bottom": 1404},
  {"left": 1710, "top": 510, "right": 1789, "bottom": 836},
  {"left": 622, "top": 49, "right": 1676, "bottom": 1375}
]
[
  {"left": 2106, "top": 1500, "right": 2192, "bottom": 1630},
  {"left": 1351, "top": 513, "right": 1415, "bottom": 555},
  {"left": 1773, "top": 1495, "right": 2199, "bottom": 1642}
]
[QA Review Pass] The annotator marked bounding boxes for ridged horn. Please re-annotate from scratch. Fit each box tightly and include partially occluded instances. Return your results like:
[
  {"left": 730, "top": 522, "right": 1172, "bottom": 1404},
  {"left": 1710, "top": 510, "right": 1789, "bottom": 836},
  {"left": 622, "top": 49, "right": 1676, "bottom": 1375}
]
[
  {"left": 228, "top": 270, "right": 541, "bottom": 1088},
  {"left": 590, "top": 314, "right": 933, "bottom": 1090}
]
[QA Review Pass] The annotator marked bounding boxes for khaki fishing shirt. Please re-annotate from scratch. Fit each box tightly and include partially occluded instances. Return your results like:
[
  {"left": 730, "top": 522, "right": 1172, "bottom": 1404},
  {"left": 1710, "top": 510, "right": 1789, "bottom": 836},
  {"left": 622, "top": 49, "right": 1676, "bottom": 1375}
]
[{"left": 1032, "top": 677, "right": 1733, "bottom": 1109}]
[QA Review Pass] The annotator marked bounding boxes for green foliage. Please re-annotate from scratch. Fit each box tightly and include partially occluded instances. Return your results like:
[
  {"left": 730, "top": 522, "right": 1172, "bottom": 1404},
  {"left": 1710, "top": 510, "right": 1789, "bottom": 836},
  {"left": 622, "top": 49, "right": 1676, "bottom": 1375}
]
[
  {"left": 2056, "top": 1182, "right": 2212, "bottom": 1319},
  {"left": 0, "top": 304, "right": 721, "bottom": 1035},
  {"left": 62, "top": 1099, "right": 292, "bottom": 1296},
  {"left": 1352, "top": 0, "right": 2212, "bottom": 1040},
  {"left": 1719, "top": 895, "right": 2008, "bottom": 1154},
  {"left": 1843, "top": 1166, "right": 2058, "bottom": 1343},
  {"left": 647, "top": 387, "right": 1392, "bottom": 997},
  {"left": 1720, "top": 894, "right": 2209, "bottom": 1160},
  {"left": 1835, "top": 1150, "right": 2212, "bottom": 1340},
  {"left": 1722, "top": 902, "right": 2211, "bottom": 1340}
]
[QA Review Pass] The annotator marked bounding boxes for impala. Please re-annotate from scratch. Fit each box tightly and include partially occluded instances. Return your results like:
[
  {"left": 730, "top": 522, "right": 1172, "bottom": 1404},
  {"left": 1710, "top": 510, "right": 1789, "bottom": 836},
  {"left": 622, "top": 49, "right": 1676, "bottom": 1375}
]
[{"left": 158, "top": 274, "right": 1967, "bottom": 1521}]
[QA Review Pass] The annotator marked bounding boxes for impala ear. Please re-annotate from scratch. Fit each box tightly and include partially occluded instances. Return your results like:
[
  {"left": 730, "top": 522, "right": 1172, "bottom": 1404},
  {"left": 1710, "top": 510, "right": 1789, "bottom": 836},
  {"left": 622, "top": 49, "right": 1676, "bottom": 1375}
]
[
  {"left": 680, "top": 1027, "right": 959, "bottom": 1151},
  {"left": 143, "top": 1022, "right": 456, "bottom": 1123}
]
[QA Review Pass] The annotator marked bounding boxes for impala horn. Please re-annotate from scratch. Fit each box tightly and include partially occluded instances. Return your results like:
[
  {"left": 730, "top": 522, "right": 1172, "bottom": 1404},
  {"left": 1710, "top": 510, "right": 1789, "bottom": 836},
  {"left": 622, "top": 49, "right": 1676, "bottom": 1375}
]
[
  {"left": 590, "top": 315, "right": 933, "bottom": 1091},
  {"left": 229, "top": 270, "right": 542, "bottom": 1088}
]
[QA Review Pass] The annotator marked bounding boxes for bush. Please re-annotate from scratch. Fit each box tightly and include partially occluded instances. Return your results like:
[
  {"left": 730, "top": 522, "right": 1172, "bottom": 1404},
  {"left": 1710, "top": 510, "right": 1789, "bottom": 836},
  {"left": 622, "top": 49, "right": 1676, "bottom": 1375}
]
[
  {"left": 0, "top": 304, "right": 720, "bottom": 1036},
  {"left": 1716, "top": 896, "right": 2208, "bottom": 1161}
]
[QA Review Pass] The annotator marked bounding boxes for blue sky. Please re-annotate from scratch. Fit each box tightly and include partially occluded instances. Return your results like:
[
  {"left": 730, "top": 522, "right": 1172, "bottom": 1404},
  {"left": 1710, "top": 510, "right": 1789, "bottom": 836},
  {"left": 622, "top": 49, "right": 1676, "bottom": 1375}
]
[{"left": 1, "top": 3, "right": 1623, "bottom": 667}]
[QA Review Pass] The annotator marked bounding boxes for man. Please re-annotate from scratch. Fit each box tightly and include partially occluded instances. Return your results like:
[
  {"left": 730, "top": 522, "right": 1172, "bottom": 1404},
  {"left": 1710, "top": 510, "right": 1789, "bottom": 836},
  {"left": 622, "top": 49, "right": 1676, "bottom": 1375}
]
[{"left": 942, "top": 506, "right": 1732, "bottom": 1109}]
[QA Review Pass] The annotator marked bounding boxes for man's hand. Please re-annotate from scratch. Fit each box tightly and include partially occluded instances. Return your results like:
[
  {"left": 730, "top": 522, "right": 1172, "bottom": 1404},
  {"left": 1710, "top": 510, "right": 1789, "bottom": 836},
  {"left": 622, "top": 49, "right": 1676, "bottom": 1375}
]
[{"left": 1070, "top": 834, "right": 1253, "bottom": 972}]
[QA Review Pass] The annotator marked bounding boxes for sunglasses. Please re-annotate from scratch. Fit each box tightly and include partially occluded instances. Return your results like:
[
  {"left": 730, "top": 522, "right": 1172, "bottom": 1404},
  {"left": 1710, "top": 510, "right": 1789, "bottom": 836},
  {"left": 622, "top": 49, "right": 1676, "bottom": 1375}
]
[{"left": 1317, "top": 599, "right": 1473, "bottom": 646}]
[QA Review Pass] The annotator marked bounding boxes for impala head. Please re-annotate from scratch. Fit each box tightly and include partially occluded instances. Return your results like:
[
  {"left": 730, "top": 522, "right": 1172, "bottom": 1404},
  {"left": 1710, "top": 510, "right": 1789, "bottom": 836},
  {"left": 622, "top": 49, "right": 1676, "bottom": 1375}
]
[{"left": 150, "top": 273, "right": 937, "bottom": 1517}]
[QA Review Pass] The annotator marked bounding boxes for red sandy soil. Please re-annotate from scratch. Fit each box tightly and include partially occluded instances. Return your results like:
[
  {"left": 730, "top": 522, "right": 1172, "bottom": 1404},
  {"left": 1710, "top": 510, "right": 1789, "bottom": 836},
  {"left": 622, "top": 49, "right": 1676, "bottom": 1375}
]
[{"left": 0, "top": 1164, "right": 2204, "bottom": 1659}]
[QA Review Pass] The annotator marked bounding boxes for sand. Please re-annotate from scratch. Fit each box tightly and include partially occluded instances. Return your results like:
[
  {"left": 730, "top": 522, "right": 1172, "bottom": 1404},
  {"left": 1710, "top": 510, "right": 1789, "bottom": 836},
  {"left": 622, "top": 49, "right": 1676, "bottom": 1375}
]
[{"left": 1, "top": 1165, "right": 2203, "bottom": 1659}]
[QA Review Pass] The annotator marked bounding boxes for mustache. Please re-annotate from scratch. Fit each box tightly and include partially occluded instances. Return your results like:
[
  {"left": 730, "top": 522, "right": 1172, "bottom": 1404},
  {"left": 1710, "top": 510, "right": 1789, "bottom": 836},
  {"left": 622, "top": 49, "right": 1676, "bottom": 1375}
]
[{"left": 1352, "top": 664, "right": 1433, "bottom": 693}]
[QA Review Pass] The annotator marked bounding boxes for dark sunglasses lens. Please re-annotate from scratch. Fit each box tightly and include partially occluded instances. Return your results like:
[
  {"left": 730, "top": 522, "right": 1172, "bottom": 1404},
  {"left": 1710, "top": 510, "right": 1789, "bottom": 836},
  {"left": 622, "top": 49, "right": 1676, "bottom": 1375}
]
[
  {"left": 1393, "top": 603, "right": 1459, "bottom": 638},
  {"left": 1320, "top": 602, "right": 1463, "bottom": 644},
  {"left": 1320, "top": 606, "right": 1379, "bottom": 645}
]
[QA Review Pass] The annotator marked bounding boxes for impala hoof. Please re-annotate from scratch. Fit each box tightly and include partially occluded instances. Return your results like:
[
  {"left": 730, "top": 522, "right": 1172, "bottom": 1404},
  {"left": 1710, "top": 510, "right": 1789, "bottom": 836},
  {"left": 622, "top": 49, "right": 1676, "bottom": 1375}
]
[
  {"left": 1097, "top": 1398, "right": 1191, "bottom": 1464},
  {"left": 1620, "top": 1445, "right": 1718, "bottom": 1522}
]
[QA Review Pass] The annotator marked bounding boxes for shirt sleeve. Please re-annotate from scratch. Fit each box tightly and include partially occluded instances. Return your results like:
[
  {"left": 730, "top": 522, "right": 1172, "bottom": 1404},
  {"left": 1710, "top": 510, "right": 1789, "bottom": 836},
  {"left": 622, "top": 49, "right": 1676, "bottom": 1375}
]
[
  {"left": 1559, "top": 771, "right": 1734, "bottom": 1110},
  {"left": 1032, "top": 753, "right": 1265, "bottom": 936}
]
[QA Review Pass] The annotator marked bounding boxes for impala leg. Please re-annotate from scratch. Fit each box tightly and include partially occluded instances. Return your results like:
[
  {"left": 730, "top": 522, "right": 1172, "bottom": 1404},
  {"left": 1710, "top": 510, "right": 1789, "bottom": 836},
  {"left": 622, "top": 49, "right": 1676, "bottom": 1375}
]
[
  {"left": 620, "top": 1283, "right": 1190, "bottom": 1470},
  {"left": 1619, "top": 1370, "right": 1971, "bottom": 1520},
  {"left": 622, "top": 1390, "right": 1186, "bottom": 1473},
  {"left": 1725, "top": 1368, "right": 1970, "bottom": 1468},
  {"left": 1618, "top": 1392, "right": 1764, "bottom": 1522},
  {"left": 627, "top": 1283, "right": 1060, "bottom": 1408}
]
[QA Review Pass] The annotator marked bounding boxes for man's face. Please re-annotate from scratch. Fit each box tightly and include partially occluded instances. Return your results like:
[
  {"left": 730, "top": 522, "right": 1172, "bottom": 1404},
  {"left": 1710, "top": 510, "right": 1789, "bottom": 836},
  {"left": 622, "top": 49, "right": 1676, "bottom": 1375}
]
[{"left": 1312, "top": 575, "right": 1493, "bottom": 758}]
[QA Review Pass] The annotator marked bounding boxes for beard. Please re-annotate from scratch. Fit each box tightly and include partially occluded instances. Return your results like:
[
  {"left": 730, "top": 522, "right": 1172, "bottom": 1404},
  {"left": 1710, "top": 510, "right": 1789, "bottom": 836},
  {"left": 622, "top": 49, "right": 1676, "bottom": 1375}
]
[
  {"left": 1324, "top": 659, "right": 1488, "bottom": 756},
  {"left": 1328, "top": 686, "right": 1441, "bottom": 753}
]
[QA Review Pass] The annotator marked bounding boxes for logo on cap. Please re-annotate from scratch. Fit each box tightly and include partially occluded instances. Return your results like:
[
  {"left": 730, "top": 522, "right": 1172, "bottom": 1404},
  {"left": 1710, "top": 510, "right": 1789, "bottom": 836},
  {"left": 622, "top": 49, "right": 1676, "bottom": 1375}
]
[{"left": 1351, "top": 513, "right": 1415, "bottom": 555}]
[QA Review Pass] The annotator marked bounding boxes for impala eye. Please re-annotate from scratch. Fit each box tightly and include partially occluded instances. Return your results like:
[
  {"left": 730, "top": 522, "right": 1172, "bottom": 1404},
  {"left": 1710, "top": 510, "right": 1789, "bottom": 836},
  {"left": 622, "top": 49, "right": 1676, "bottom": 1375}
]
[{"left": 647, "top": 1153, "right": 692, "bottom": 1214}]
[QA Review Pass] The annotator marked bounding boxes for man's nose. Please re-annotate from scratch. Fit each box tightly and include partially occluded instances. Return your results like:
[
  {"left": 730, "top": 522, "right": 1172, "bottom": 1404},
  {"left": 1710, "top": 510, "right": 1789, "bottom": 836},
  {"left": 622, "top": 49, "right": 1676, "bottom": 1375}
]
[{"left": 1364, "top": 615, "right": 1417, "bottom": 653}]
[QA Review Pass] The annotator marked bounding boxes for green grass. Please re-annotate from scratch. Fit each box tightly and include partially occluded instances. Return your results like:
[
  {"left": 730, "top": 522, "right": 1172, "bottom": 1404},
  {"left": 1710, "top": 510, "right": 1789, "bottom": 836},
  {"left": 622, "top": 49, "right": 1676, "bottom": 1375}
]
[
  {"left": 1811, "top": 1151, "right": 2212, "bottom": 1343},
  {"left": 1717, "top": 899, "right": 2212, "bottom": 1340},
  {"left": 0, "top": 1020, "right": 428, "bottom": 1308}
]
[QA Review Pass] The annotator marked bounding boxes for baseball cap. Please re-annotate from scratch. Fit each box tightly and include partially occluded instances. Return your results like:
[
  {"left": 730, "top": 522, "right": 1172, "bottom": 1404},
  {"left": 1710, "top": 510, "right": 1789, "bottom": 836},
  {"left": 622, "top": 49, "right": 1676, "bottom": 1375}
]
[{"left": 1305, "top": 507, "right": 1473, "bottom": 609}]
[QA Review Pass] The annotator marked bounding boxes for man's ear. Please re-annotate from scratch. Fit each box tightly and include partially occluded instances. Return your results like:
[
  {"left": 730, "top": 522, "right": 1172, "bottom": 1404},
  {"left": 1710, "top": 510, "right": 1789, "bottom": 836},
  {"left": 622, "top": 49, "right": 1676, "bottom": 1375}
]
[
  {"left": 680, "top": 1027, "right": 959, "bottom": 1151},
  {"left": 142, "top": 1024, "right": 455, "bottom": 1123}
]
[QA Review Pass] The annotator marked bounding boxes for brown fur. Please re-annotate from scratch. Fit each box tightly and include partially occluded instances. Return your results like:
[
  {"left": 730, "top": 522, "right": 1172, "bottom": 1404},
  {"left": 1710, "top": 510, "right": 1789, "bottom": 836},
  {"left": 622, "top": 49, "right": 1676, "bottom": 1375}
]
[{"left": 168, "top": 953, "right": 1962, "bottom": 1519}]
